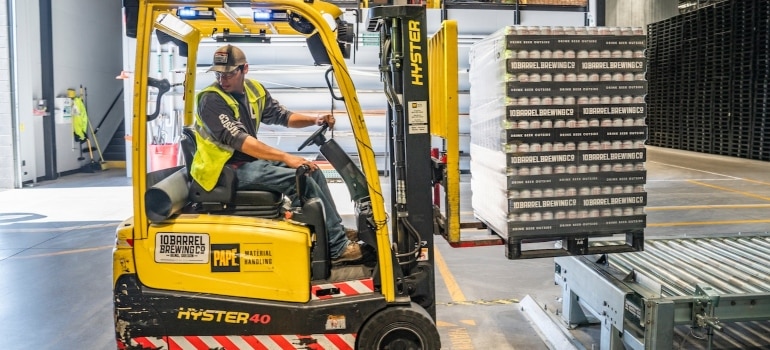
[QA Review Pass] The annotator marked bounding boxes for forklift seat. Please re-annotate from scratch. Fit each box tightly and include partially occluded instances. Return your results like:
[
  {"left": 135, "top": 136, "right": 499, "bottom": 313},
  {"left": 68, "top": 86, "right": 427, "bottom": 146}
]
[
  {"left": 180, "top": 127, "right": 283, "bottom": 217},
  {"left": 180, "top": 127, "right": 331, "bottom": 279}
]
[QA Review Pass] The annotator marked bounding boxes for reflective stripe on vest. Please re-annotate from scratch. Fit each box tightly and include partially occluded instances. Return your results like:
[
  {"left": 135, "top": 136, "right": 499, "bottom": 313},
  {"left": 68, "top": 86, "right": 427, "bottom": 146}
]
[{"left": 191, "top": 79, "right": 266, "bottom": 191}]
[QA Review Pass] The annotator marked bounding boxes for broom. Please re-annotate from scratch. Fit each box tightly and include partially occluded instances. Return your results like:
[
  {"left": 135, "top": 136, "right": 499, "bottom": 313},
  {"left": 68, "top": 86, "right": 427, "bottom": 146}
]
[{"left": 82, "top": 86, "right": 108, "bottom": 170}]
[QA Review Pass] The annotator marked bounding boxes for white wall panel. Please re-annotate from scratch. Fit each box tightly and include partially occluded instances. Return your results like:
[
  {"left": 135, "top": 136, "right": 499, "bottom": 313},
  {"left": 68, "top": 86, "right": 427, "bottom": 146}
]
[
  {"left": 51, "top": 0, "right": 122, "bottom": 174},
  {"left": 606, "top": 0, "right": 677, "bottom": 28},
  {"left": 0, "top": 0, "right": 13, "bottom": 188},
  {"left": 12, "top": 0, "right": 42, "bottom": 184}
]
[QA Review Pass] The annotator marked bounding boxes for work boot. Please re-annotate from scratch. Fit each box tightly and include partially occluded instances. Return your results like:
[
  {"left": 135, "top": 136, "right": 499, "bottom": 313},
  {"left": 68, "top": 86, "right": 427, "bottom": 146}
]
[
  {"left": 333, "top": 241, "right": 363, "bottom": 264},
  {"left": 345, "top": 227, "right": 359, "bottom": 242}
]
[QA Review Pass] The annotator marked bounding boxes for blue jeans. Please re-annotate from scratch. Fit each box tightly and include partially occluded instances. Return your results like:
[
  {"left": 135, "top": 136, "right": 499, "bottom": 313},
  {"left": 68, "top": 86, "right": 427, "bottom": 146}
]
[{"left": 235, "top": 160, "right": 348, "bottom": 258}]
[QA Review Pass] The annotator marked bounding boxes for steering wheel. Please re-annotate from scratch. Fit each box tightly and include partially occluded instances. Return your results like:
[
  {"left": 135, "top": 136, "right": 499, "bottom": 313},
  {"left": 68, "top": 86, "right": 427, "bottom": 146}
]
[{"left": 297, "top": 122, "right": 329, "bottom": 151}]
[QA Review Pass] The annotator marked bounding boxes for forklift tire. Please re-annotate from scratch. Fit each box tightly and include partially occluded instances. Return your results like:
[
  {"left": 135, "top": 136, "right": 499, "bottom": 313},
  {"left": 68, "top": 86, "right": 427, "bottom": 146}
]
[{"left": 357, "top": 303, "right": 441, "bottom": 350}]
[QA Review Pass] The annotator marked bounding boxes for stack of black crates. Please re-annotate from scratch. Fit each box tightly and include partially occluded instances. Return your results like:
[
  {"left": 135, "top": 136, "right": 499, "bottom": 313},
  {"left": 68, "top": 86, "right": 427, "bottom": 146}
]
[
  {"left": 754, "top": 0, "right": 770, "bottom": 157},
  {"left": 469, "top": 26, "right": 648, "bottom": 259},
  {"left": 647, "top": 0, "right": 770, "bottom": 160}
]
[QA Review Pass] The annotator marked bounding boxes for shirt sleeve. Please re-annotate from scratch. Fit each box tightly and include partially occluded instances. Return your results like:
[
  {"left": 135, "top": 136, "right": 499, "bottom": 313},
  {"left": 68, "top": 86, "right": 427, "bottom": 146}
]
[
  {"left": 259, "top": 88, "right": 293, "bottom": 127},
  {"left": 197, "top": 92, "right": 250, "bottom": 150}
]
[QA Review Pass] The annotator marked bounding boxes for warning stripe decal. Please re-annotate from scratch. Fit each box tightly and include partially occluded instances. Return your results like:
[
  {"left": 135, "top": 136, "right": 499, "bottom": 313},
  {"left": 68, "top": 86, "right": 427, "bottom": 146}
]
[
  {"left": 240, "top": 335, "right": 269, "bottom": 349},
  {"left": 128, "top": 334, "right": 356, "bottom": 350},
  {"left": 213, "top": 335, "right": 240, "bottom": 349},
  {"left": 311, "top": 278, "right": 375, "bottom": 300},
  {"left": 270, "top": 335, "right": 295, "bottom": 348},
  {"left": 327, "top": 334, "right": 354, "bottom": 350},
  {"left": 185, "top": 335, "right": 210, "bottom": 348}
]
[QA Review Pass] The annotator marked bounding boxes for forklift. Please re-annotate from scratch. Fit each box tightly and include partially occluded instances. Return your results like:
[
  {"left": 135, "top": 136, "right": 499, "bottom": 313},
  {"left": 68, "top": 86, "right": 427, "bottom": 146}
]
[{"left": 114, "top": 0, "right": 441, "bottom": 348}]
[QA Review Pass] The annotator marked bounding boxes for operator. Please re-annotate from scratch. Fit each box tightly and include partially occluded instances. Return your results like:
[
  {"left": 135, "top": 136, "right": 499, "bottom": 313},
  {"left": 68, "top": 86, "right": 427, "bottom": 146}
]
[{"left": 191, "top": 44, "right": 362, "bottom": 264}]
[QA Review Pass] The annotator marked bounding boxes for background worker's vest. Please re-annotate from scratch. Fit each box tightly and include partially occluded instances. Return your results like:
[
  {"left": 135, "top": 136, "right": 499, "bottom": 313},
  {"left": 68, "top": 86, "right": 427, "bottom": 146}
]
[
  {"left": 72, "top": 97, "right": 88, "bottom": 143},
  {"left": 191, "top": 80, "right": 266, "bottom": 191}
]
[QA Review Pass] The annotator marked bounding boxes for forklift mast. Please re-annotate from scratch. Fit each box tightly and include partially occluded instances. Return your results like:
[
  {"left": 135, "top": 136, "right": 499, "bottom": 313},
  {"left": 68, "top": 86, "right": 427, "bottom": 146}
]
[{"left": 368, "top": 5, "right": 437, "bottom": 319}]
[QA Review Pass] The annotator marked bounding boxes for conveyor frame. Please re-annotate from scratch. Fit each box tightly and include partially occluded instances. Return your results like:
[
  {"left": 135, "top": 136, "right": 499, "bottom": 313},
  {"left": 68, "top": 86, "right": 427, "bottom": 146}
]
[{"left": 555, "top": 234, "right": 770, "bottom": 350}]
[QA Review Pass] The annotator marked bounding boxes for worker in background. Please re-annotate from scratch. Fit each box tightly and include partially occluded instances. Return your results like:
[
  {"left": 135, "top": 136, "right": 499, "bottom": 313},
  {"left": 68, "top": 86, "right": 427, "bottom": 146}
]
[{"left": 191, "top": 44, "right": 362, "bottom": 263}]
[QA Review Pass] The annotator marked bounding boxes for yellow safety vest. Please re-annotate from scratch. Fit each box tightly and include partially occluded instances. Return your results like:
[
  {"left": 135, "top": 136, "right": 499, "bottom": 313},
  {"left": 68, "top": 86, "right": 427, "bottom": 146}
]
[
  {"left": 191, "top": 80, "right": 266, "bottom": 191},
  {"left": 72, "top": 97, "right": 88, "bottom": 142}
]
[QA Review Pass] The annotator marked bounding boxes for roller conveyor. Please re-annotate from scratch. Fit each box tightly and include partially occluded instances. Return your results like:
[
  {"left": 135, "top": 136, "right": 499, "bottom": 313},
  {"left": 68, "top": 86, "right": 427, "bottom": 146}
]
[{"left": 554, "top": 234, "right": 770, "bottom": 349}]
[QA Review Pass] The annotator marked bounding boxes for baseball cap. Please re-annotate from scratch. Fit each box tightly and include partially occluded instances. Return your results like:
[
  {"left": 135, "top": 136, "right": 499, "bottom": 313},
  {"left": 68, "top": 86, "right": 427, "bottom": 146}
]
[{"left": 207, "top": 44, "right": 247, "bottom": 73}]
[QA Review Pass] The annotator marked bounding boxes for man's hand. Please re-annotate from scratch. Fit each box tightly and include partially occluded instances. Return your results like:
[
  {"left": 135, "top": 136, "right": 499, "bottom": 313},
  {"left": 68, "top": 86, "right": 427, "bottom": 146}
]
[
  {"left": 284, "top": 154, "right": 318, "bottom": 172},
  {"left": 287, "top": 113, "right": 336, "bottom": 129},
  {"left": 316, "top": 114, "right": 336, "bottom": 129}
]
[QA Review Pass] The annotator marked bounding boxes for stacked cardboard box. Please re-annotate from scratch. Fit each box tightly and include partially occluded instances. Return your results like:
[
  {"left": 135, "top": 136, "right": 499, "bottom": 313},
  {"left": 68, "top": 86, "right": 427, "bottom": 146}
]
[{"left": 468, "top": 26, "right": 648, "bottom": 258}]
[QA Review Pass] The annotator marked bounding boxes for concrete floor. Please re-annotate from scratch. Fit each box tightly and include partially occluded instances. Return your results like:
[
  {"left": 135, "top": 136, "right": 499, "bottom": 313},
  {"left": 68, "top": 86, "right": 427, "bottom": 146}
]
[{"left": 1, "top": 146, "right": 769, "bottom": 349}]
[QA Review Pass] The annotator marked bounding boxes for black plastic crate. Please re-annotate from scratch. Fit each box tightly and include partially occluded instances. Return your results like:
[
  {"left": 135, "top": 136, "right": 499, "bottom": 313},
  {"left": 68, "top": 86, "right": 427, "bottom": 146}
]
[
  {"left": 751, "top": 137, "right": 770, "bottom": 146},
  {"left": 727, "top": 146, "right": 752, "bottom": 156},
  {"left": 749, "top": 147, "right": 770, "bottom": 159},
  {"left": 730, "top": 134, "right": 753, "bottom": 144},
  {"left": 751, "top": 133, "right": 770, "bottom": 143},
  {"left": 751, "top": 152, "right": 770, "bottom": 162},
  {"left": 697, "top": 142, "right": 714, "bottom": 154},
  {"left": 713, "top": 138, "right": 731, "bottom": 147}
]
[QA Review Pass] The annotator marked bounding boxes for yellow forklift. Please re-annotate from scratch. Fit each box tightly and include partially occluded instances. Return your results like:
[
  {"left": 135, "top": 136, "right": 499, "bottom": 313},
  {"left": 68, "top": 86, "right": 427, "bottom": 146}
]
[{"left": 114, "top": 0, "right": 439, "bottom": 348}]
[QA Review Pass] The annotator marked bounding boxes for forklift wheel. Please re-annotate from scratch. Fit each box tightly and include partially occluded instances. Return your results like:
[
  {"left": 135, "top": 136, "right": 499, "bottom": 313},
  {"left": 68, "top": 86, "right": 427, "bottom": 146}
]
[{"left": 357, "top": 303, "right": 441, "bottom": 350}]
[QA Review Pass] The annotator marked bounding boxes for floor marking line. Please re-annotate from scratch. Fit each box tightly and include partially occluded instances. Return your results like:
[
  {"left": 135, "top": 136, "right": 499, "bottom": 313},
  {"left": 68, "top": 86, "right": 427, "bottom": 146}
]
[
  {"left": 437, "top": 298, "right": 519, "bottom": 306},
  {"left": 447, "top": 327, "right": 476, "bottom": 350},
  {"left": 688, "top": 180, "right": 770, "bottom": 202},
  {"left": 434, "top": 248, "right": 467, "bottom": 303},
  {"left": 9, "top": 245, "right": 113, "bottom": 259},
  {"left": 648, "top": 160, "right": 770, "bottom": 187},
  {"left": 648, "top": 219, "right": 770, "bottom": 227},
  {"left": 647, "top": 179, "right": 736, "bottom": 182},
  {"left": 648, "top": 161, "right": 742, "bottom": 179},
  {"left": 739, "top": 178, "right": 770, "bottom": 187},
  {"left": 0, "top": 222, "right": 119, "bottom": 233},
  {"left": 646, "top": 204, "right": 770, "bottom": 211}
]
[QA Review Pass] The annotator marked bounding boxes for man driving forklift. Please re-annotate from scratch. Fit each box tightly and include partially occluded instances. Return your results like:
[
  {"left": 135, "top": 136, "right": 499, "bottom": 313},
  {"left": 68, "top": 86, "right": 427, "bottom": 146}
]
[
  {"left": 115, "top": 1, "right": 441, "bottom": 347},
  {"left": 193, "top": 44, "right": 362, "bottom": 263}
]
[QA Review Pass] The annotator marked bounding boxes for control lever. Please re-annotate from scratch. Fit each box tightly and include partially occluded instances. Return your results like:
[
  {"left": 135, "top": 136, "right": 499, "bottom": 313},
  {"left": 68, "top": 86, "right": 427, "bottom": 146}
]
[
  {"left": 295, "top": 164, "right": 311, "bottom": 207},
  {"left": 147, "top": 77, "right": 171, "bottom": 122}
]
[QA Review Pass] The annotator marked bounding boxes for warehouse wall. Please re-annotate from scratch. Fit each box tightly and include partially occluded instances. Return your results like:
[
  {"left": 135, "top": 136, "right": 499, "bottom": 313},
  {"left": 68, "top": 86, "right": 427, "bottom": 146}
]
[
  {"left": 14, "top": 0, "right": 42, "bottom": 186},
  {"left": 0, "top": 0, "right": 123, "bottom": 189},
  {"left": 50, "top": 0, "right": 123, "bottom": 175},
  {"left": 605, "top": 0, "right": 677, "bottom": 28},
  {"left": 0, "top": 0, "right": 11, "bottom": 188}
]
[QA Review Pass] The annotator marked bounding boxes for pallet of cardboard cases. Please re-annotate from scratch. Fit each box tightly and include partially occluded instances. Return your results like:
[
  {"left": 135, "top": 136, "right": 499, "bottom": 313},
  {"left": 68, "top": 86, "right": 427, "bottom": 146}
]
[{"left": 468, "top": 25, "right": 648, "bottom": 259}]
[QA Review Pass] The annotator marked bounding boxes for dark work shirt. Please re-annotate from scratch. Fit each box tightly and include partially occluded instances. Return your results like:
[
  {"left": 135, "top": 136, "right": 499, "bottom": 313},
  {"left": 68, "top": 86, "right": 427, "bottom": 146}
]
[{"left": 197, "top": 82, "right": 292, "bottom": 163}]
